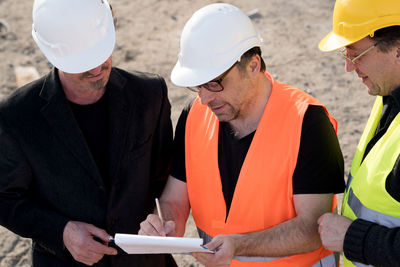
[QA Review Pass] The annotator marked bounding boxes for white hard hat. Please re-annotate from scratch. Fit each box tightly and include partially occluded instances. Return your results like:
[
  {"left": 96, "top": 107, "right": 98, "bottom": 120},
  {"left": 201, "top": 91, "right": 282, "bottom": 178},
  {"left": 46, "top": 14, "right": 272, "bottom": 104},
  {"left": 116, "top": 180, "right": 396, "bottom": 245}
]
[
  {"left": 32, "top": 0, "right": 115, "bottom": 74},
  {"left": 171, "top": 3, "right": 263, "bottom": 87}
]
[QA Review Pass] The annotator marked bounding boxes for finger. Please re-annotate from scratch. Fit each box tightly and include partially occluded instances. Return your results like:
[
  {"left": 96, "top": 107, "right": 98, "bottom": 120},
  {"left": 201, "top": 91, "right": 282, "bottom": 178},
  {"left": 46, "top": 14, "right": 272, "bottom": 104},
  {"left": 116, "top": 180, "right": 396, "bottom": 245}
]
[
  {"left": 86, "top": 224, "right": 111, "bottom": 243},
  {"left": 88, "top": 238, "right": 118, "bottom": 255},
  {"left": 139, "top": 220, "right": 163, "bottom": 236},
  {"left": 317, "top": 213, "right": 326, "bottom": 225},
  {"left": 192, "top": 255, "right": 205, "bottom": 265},
  {"left": 192, "top": 252, "right": 214, "bottom": 265},
  {"left": 204, "top": 237, "right": 223, "bottom": 251},
  {"left": 73, "top": 250, "right": 104, "bottom": 265},
  {"left": 164, "top": 221, "right": 175, "bottom": 236},
  {"left": 148, "top": 214, "right": 166, "bottom": 235},
  {"left": 318, "top": 218, "right": 326, "bottom": 233},
  {"left": 140, "top": 214, "right": 165, "bottom": 236}
]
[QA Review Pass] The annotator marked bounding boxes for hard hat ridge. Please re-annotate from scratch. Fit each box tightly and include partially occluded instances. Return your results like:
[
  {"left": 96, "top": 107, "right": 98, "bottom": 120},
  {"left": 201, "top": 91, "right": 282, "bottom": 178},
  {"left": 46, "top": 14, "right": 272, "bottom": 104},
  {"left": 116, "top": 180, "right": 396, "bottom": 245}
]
[
  {"left": 32, "top": 0, "right": 115, "bottom": 73},
  {"left": 171, "top": 3, "right": 263, "bottom": 87},
  {"left": 319, "top": 0, "right": 400, "bottom": 52}
]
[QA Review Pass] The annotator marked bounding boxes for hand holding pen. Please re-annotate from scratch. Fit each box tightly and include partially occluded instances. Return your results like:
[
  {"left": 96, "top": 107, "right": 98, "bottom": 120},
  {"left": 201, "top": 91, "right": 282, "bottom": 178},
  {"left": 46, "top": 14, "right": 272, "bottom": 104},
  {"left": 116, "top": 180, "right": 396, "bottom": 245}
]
[{"left": 138, "top": 198, "right": 176, "bottom": 237}]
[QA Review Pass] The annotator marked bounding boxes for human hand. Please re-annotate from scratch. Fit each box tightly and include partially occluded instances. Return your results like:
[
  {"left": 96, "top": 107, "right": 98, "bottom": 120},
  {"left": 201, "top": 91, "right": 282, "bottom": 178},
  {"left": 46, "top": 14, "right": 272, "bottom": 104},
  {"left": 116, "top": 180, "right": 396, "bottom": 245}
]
[
  {"left": 138, "top": 214, "right": 175, "bottom": 237},
  {"left": 63, "top": 221, "right": 117, "bottom": 266},
  {"left": 317, "top": 213, "right": 353, "bottom": 252},
  {"left": 192, "top": 235, "right": 236, "bottom": 267}
]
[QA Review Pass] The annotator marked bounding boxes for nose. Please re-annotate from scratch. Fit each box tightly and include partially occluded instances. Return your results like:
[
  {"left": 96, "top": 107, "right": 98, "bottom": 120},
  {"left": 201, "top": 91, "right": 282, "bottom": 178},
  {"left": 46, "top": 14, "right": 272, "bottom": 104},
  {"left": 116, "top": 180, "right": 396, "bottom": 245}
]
[
  {"left": 345, "top": 58, "right": 356, "bottom": 72},
  {"left": 198, "top": 87, "right": 216, "bottom": 106},
  {"left": 87, "top": 64, "right": 103, "bottom": 75}
]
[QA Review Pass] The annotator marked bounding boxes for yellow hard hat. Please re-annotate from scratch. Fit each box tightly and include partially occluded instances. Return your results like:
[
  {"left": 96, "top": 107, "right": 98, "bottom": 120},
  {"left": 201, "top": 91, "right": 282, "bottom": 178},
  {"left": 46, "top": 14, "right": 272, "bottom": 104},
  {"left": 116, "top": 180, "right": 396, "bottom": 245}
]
[{"left": 319, "top": 0, "right": 400, "bottom": 52}]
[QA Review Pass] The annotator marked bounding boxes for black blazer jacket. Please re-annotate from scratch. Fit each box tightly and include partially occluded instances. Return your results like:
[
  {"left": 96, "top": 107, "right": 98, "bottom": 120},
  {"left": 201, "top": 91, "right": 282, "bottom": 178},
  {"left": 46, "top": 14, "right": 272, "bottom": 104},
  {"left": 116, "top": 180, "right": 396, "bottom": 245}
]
[{"left": 0, "top": 68, "right": 176, "bottom": 266}]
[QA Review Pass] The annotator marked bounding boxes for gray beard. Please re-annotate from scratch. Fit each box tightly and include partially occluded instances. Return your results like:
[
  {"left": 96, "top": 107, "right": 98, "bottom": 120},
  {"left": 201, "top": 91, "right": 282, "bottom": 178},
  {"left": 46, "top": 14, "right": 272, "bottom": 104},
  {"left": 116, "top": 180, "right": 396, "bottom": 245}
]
[{"left": 82, "top": 80, "right": 105, "bottom": 91}]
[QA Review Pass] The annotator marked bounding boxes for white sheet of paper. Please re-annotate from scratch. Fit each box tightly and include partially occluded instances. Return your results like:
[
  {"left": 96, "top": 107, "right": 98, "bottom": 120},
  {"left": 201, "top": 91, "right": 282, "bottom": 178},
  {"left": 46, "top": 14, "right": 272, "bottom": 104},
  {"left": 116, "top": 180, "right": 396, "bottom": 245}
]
[{"left": 114, "top": 234, "right": 214, "bottom": 254}]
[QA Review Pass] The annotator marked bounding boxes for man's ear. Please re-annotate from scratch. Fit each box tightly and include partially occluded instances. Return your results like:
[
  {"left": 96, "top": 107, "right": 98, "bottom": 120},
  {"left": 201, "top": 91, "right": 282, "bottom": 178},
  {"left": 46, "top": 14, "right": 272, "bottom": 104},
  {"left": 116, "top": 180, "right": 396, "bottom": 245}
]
[
  {"left": 394, "top": 47, "right": 400, "bottom": 66},
  {"left": 248, "top": 55, "right": 261, "bottom": 75}
]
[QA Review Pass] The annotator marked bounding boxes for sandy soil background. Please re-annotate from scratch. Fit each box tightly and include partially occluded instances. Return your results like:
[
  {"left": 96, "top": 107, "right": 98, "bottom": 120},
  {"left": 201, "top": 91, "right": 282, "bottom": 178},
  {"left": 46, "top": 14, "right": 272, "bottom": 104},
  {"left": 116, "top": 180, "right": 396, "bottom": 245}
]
[{"left": 0, "top": 0, "right": 374, "bottom": 266}]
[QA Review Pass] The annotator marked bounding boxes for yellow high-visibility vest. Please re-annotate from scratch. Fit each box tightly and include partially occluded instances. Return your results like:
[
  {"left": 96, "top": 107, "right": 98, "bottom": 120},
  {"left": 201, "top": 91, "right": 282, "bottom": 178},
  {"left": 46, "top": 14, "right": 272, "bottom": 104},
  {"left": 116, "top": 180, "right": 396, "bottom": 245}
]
[{"left": 342, "top": 96, "right": 400, "bottom": 266}]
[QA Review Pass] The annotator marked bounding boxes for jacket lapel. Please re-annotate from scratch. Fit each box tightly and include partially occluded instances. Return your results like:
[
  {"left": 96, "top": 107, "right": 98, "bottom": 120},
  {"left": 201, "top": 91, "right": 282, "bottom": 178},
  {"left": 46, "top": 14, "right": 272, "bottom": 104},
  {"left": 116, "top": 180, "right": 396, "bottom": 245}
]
[
  {"left": 39, "top": 69, "right": 103, "bottom": 187},
  {"left": 108, "top": 69, "right": 130, "bottom": 180}
]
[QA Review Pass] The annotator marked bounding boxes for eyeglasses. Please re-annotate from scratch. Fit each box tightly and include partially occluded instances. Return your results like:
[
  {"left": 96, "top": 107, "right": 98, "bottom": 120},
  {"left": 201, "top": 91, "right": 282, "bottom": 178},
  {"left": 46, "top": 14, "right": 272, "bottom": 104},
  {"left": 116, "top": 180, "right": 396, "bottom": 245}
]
[
  {"left": 187, "top": 62, "right": 238, "bottom": 93},
  {"left": 339, "top": 42, "right": 379, "bottom": 64}
]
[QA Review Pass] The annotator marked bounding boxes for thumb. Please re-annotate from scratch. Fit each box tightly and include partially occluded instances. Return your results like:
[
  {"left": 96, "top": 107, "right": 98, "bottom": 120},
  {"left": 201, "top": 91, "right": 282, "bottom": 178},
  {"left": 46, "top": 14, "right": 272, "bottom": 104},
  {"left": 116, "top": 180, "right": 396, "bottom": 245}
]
[
  {"left": 86, "top": 224, "right": 111, "bottom": 243},
  {"left": 204, "top": 236, "right": 223, "bottom": 251},
  {"left": 317, "top": 213, "right": 328, "bottom": 225},
  {"left": 164, "top": 221, "right": 176, "bottom": 236}
]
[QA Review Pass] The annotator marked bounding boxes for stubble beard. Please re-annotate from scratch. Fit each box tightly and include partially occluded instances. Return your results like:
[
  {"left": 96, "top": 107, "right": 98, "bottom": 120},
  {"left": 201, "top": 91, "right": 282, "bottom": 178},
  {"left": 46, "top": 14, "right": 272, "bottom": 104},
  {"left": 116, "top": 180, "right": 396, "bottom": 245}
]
[
  {"left": 214, "top": 103, "right": 239, "bottom": 122},
  {"left": 79, "top": 64, "right": 110, "bottom": 91},
  {"left": 86, "top": 79, "right": 106, "bottom": 91}
]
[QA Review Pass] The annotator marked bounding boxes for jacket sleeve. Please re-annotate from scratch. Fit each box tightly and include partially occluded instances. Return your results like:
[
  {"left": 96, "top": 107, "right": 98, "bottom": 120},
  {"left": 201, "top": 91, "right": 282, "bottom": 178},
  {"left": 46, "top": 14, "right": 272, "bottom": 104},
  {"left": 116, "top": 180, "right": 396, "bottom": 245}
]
[
  {"left": 343, "top": 218, "right": 400, "bottom": 266},
  {"left": 149, "top": 76, "right": 173, "bottom": 197},
  {"left": 0, "top": 115, "right": 70, "bottom": 258}
]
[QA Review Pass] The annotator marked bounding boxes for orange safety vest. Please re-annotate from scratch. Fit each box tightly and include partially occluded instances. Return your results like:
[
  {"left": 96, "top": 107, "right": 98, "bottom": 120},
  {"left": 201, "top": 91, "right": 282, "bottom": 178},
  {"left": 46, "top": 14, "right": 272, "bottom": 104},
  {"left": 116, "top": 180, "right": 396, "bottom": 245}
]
[{"left": 185, "top": 72, "right": 338, "bottom": 266}]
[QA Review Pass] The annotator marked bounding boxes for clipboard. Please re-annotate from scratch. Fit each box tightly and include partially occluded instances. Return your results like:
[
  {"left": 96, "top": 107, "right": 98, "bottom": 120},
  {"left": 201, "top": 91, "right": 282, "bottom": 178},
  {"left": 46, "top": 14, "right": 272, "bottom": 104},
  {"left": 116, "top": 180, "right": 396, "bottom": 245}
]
[{"left": 111, "top": 234, "right": 214, "bottom": 254}]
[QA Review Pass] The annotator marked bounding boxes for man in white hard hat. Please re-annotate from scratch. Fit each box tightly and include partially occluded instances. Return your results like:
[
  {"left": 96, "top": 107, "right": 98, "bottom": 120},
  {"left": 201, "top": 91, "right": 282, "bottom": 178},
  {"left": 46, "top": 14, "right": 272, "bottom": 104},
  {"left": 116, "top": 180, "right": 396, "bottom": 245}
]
[
  {"left": 139, "top": 3, "right": 345, "bottom": 266},
  {"left": 317, "top": 0, "right": 400, "bottom": 266},
  {"left": 0, "top": 0, "right": 176, "bottom": 266}
]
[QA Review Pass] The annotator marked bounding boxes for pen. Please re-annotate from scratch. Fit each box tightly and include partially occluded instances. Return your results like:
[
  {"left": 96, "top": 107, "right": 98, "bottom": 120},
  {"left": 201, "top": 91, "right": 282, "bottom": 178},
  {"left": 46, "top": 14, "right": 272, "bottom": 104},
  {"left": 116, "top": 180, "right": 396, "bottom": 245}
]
[{"left": 155, "top": 198, "right": 164, "bottom": 225}]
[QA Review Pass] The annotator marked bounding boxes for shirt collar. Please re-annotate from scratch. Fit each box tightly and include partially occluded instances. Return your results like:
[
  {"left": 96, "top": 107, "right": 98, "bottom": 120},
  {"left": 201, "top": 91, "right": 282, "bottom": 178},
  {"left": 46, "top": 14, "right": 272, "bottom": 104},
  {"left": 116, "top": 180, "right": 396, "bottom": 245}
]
[{"left": 389, "top": 86, "right": 400, "bottom": 109}]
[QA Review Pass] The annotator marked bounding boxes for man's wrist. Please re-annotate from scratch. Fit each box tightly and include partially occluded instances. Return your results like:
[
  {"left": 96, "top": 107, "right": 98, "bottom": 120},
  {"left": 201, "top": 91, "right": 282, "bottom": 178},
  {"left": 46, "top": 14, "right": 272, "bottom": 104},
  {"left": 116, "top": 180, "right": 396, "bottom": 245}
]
[{"left": 230, "top": 233, "right": 247, "bottom": 256}]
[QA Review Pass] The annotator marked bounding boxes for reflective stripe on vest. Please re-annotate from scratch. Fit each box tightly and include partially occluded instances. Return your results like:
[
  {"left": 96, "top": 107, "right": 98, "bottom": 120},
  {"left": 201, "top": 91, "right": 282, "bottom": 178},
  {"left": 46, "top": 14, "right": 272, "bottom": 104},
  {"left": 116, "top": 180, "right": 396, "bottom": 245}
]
[
  {"left": 349, "top": 262, "right": 371, "bottom": 267},
  {"left": 347, "top": 188, "right": 400, "bottom": 228},
  {"left": 346, "top": 173, "right": 353, "bottom": 191},
  {"left": 198, "top": 228, "right": 337, "bottom": 266},
  {"left": 234, "top": 254, "right": 336, "bottom": 266}
]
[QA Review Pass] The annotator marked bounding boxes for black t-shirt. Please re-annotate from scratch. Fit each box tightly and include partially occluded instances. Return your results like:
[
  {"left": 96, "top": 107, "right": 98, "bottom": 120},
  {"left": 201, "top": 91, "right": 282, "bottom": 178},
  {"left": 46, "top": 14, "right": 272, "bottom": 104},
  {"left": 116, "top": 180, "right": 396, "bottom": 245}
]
[
  {"left": 69, "top": 89, "right": 110, "bottom": 190},
  {"left": 171, "top": 102, "right": 345, "bottom": 213}
]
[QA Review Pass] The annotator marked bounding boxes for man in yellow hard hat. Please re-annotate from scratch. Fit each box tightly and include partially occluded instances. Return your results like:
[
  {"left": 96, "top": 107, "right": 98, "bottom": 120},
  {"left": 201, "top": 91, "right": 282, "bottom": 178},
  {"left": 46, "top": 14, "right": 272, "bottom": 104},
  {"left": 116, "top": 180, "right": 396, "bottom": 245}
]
[
  {"left": 317, "top": 0, "right": 400, "bottom": 266},
  {"left": 139, "top": 3, "right": 345, "bottom": 266}
]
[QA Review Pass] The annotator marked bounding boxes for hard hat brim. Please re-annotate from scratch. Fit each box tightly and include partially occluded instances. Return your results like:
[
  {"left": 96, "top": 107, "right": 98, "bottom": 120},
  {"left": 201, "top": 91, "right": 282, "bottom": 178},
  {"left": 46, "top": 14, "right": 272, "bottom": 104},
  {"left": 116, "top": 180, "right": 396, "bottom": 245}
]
[
  {"left": 171, "top": 60, "right": 236, "bottom": 87},
  {"left": 318, "top": 31, "right": 356, "bottom": 52},
  {"left": 32, "top": 3, "right": 115, "bottom": 74}
]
